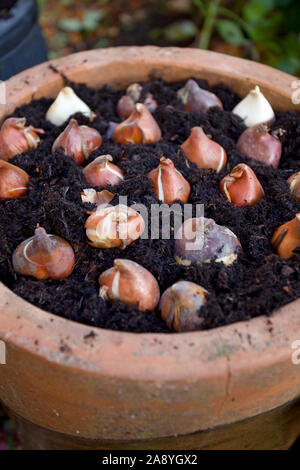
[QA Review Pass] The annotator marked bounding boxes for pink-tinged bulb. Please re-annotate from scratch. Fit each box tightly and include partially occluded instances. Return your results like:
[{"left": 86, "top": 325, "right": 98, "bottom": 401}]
[
  {"left": 52, "top": 118, "right": 102, "bottom": 165},
  {"left": 237, "top": 124, "right": 282, "bottom": 168},
  {"left": 0, "top": 117, "right": 44, "bottom": 161},
  {"left": 181, "top": 127, "right": 227, "bottom": 173},
  {"left": 272, "top": 214, "right": 300, "bottom": 259},
  {"left": 113, "top": 103, "right": 161, "bottom": 145},
  {"left": 99, "top": 259, "right": 160, "bottom": 311},
  {"left": 85, "top": 204, "right": 145, "bottom": 249},
  {"left": 177, "top": 79, "right": 223, "bottom": 114},
  {"left": 0, "top": 160, "right": 29, "bottom": 199},
  {"left": 148, "top": 157, "right": 190, "bottom": 203},
  {"left": 83, "top": 155, "right": 124, "bottom": 187},
  {"left": 160, "top": 281, "right": 208, "bottom": 332},
  {"left": 220, "top": 163, "right": 264, "bottom": 207},
  {"left": 12, "top": 227, "right": 75, "bottom": 280},
  {"left": 174, "top": 217, "right": 241, "bottom": 267}
]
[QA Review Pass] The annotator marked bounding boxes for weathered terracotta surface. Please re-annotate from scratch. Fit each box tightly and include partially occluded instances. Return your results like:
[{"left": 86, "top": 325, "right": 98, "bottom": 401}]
[{"left": 0, "top": 47, "right": 300, "bottom": 449}]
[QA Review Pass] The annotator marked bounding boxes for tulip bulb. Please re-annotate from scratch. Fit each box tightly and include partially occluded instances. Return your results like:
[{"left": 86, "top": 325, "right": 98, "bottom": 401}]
[
  {"left": 232, "top": 86, "right": 275, "bottom": 127},
  {"left": 113, "top": 103, "right": 161, "bottom": 145},
  {"left": 126, "top": 83, "right": 142, "bottom": 102},
  {"left": 52, "top": 118, "right": 102, "bottom": 165},
  {"left": 85, "top": 204, "right": 145, "bottom": 249},
  {"left": 0, "top": 117, "right": 44, "bottom": 161},
  {"left": 177, "top": 79, "right": 223, "bottom": 114},
  {"left": 175, "top": 217, "right": 241, "bottom": 267},
  {"left": 99, "top": 259, "right": 160, "bottom": 311},
  {"left": 181, "top": 127, "right": 227, "bottom": 173},
  {"left": 160, "top": 281, "right": 208, "bottom": 332},
  {"left": 0, "top": 160, "right": 29, "bottom": 199},
  {"left": 83, "top": 155, "right": 124, "bottom": 187},
  {"left": 272, "top": 214, "right": 300, "bottom": 259},
  {"left": 237, "top": 124, "right": 282, "bottom": 168},
  {"left": 220, "top": 163, "right": 264, "bottom": 207},
  {"left": 287, "top": 172, "right": 300, "bottom": 203},
  {"left": 46, "top": 87, "right": 96, "bottom": 126},
  {"left": 148, "top": 157, "right": 190, "bottom": 203},
  {"left": 12, "top": 227, "right": 75, "bottom": 280}
]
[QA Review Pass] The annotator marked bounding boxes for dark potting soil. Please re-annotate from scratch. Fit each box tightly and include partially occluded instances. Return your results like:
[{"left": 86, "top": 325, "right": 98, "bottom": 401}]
[{"left": 1, "top": 73, "right": 300, "bottom": 333}]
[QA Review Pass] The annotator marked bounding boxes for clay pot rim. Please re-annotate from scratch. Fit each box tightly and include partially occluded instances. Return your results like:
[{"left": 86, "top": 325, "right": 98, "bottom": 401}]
[{"left": 1, "top": 46, "right": 300, "bottom": 384}]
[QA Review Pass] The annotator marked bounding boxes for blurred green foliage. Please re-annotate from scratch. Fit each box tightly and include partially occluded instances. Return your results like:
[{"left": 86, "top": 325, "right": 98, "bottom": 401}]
[{"left": 38, "top": 0, "right": 300, "bottom": 75}]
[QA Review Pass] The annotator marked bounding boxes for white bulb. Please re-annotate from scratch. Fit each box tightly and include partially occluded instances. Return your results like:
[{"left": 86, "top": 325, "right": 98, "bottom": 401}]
[
  {"left": 46, "top": 87, "right": 95, "bottom": 126},
  {"left": 232, "top": 86, "right": 275, "bottom": 127}
]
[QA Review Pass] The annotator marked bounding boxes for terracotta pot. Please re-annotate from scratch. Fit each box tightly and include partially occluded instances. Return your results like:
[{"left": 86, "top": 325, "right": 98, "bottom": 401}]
[{"left": 0, "top": 47, "right": 300, "bottom": 450}]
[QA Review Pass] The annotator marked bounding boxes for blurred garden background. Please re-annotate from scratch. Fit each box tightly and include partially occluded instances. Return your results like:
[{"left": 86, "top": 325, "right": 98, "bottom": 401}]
[
  {"left": 0, "top": 0, "right": 300, "bottom": 450},
  {"left": 38, "top": 0, "right": 300, "bottom": 75}
]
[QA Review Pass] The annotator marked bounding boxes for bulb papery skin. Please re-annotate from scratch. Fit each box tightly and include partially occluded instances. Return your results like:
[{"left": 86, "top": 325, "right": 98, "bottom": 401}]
[
  {"left": 288, "top": 172, "right": 300, "bottom": 203},
  {"left": 0, "top": 117, "right": 44, "bottom": 161},
  {"left": 160, "top": 281, "right": 208, "bottom": 332},
  {"left": 181, "top": 127, "right": 227, "bottom": 173},
  {"left": 81, "top": 188, "right": 114, "bottom": 207},
  {"left": 174, "top": 217, "right": 241, "bottom": 267},
  {"left": 46, "top": 87, "right": 96, "bottom": 126},
  {"left": 177, "top": 79, "right": 223, "bottom": 114},
  {"left": 83, "top": 155, "right": 124, "bottom": 187},
  {"left": 52, "top": 119, "right": 102, "bottom": 165},
  {"left": 12, "top": 227, "right": 75, "bottom": 280},
  {"left": 220, "top": 163, "right": 265, "bottom": 207},
  {"left": 237, "top": 124, "right": 282, "bottom": 168},
  {"left": 232, "top": 86, "right": 275, "bottom": 127},
  {"left": 99, "top": 259, "right": 160, "bottom": 311},
  {"left": 0, "top": 160, "right": 29, "bottom": 199},
  {"left": 148, "top": 157, "right": 190, "bottom": 203},
  {"left": 272, "top": 214, "right": 300, "bottom": 259},
  {"left": 85, "top": 204, "right": 145, "bottom": 249},
  {"left": 113, "top": 103, "right": 161, "bottom": 145}
]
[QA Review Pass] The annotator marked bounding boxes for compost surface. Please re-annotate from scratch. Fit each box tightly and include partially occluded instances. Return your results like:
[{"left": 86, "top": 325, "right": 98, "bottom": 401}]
[{"left": 1, "top": 75, "right": 300, "bottom": 333}]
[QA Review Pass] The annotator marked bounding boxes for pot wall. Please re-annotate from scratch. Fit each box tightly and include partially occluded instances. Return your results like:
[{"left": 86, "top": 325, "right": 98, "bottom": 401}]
[{"left": 0, "top": 47, "right": 300, "bottom": 447}]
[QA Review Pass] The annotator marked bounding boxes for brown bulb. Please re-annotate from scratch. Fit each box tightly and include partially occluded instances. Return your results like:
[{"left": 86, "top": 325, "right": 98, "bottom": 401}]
[
  {"left": 177, "top": 79, "right": 223, "bottom": 114},
  {"left": 220, "top": 163, "right": 264, "bottom": 207},
  {"left": 237, "top": 124, "right": 282, "bottom": 168},
  {"left": 113, "top": 103, "right": 161, "bottom": 145},
  {"left": 52, "top": 118, "right": 102, "bottom": 165},
  {"left": 0, "top": 117, "right": 44, "bottom": 161},
  {"left": 12, "top": 227, "right": 75, "bottom": 280},
  {"left": 117, "top": 95, "right": 136, "bottom": 120},
  {"left": 81, "top": 188, "right": 114, "bottom": 207},
  {"left": 99, "top": 259, "right": 160, "bottom": 311},
  {"left": 271, "top": 214, "right": 300, "bottom": 259},
  {"left": 83, "top": 155, "right": 124, "bottom": 187},
  {"left": 148, "top": 157, "right": 190, "bottom": 203},
  {"left": 175, "top": 217, "right": 241, "bottom": 267},
  {"left": 0, "top": 160, "right": 29, "bottom": 199},
  {"left": 160, "top": 281, "right": 208, "bottom": 332},
  {"left": 181, "top": 127, "right": 227, "bottom": 173},
  {"left": 85, "top": 204, "right": 145, "bottom": 249},
  {"left": 288, "top": 172, "right": 300, "bottom": 202}
]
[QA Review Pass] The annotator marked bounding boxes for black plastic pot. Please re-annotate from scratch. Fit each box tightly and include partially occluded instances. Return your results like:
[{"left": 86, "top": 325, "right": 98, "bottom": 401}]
[{"left": 0, "top": 0, "right": 47, "bottom": 81}]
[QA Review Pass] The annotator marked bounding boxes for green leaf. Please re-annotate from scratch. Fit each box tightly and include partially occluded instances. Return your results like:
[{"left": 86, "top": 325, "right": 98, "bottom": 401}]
[
  {"left": 243, "top": 0, "right": 275, "bottom": 23},
  {"left": 164, "top": 20, "right": 198, "bottom": 42},
  {"left": 215, "top": 20, "right": 245, "bottom": 45},
  {"left": 58, "top": 18, "right": 83, "bottom": 33},
  {"left": 82, "top": 10, "right": 105, "bottom": 32}
]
